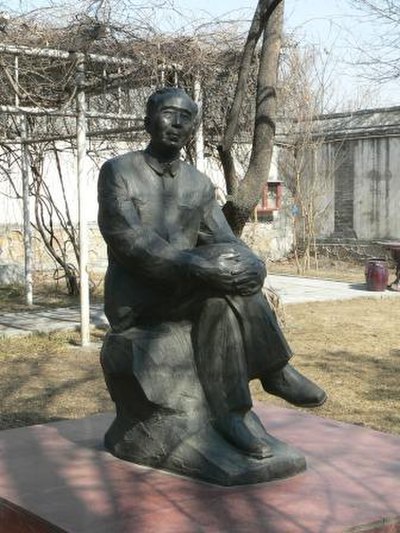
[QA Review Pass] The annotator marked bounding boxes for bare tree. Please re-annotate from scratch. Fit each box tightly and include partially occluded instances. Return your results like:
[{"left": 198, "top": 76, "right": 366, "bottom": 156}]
[
  {"left": 29, "top": 139, "right": 81, "bottom": 296},
  {"left": 0, "top": 0, "right": 286, "bottom": 297},
  {"left": 218, "top": 0, "right": 284, "bottom": 236},
  {"left": 348, "top": 0, "right": 400, "bottom": 82},
  {"left": 0, "top": 121, "right": 82, "bottom": 295},
  {"left": 277, "top": 41, "right": 340, "bottom": 273}
]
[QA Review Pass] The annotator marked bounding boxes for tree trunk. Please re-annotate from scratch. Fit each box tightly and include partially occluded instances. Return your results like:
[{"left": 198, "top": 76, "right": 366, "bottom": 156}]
[{"left": 220, "top": 0, "right": 284, "bottom": 235}]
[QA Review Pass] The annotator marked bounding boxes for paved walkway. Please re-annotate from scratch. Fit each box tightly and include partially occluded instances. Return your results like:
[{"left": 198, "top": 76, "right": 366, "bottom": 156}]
[
  {"left": 0, "top": 275, "right": 399, "bottom": 337},
  {"left": 267, "top": 274, "right": 400, "bottom": 305},
  {"left": 0, "top": 305, "right": 108, "bottom": 338}
]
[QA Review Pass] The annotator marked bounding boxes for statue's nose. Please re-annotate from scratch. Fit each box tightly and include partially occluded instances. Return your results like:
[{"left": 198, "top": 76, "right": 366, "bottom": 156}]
[{"left": 172, "top": 112, "right": 183, "bottom": 126}]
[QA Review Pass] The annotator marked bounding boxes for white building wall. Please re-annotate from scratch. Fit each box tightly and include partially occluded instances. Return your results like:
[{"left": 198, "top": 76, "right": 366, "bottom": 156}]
[
  {"left": 0, "top": 142, "right": 293, "bottom": 268},
  {"left": 0, "top": 143, "right": 111, "bottom": 227}
]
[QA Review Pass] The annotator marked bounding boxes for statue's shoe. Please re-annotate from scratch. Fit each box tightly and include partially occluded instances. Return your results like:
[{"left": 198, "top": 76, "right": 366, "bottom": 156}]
[
  {"left": 216, "top": 412, "right": 273, "bottom": 459},
  {"left": 261, "top": 364, "right": 327, "bottom": 407}
]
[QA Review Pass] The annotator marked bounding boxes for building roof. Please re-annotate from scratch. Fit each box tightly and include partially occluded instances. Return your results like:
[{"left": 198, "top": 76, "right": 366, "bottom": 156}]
[
  {"left": 277, "top": 106, "right": 400, "bottom": 144},
  {"left": 312, "top": 106, "right": 400, "bottom": 139}
]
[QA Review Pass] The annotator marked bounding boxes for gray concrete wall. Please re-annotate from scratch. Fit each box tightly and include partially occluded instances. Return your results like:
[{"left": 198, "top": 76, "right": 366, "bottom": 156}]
[
  {"left": 318, "top": 136, "right": 400, "bottom": 240},
  {"left": 353, "top": 137, "right": 400, "bottom": 240},
  {"left": 313, "top": 143, "right": 336, "bottom": 237}
]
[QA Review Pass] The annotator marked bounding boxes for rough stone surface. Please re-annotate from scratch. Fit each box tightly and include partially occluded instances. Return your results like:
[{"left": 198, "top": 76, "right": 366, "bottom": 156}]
[
  {"left": 100, "top": 324, "right": 306, "bottom": 486},
  {"left": 0, "top": 262, "right": 23, "bottom": 285}
]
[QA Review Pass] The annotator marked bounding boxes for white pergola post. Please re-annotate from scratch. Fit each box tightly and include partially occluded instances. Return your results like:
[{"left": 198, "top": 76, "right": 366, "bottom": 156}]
[
  {"left": 20, "top": 114, "right": 33, "bottom": 306},
  {"left": 15, "top": 55, "right": 33, "bottom": 306},
  {"left": 193, "top": 77, "right": 205, "bottom": 173},
  {"left": 0, "top": 42, "right": 148, "bottom": 339},
  {"left": 75, "top": 53, "right": 90, "bottom": 346}
]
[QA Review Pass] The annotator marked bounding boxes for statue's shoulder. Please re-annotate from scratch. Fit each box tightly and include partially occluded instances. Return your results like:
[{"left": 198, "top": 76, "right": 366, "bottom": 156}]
[
  {"left": 99, "top": 152, "right": 146, "bottom": 187},
  {"left": 102, "top": 150, "right": 144, "bottom": 171}
]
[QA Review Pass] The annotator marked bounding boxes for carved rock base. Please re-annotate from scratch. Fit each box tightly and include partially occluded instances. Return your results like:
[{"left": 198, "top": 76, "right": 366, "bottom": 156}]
[{"left": 100, "top": 323, "right": 306, "bottom": 486}]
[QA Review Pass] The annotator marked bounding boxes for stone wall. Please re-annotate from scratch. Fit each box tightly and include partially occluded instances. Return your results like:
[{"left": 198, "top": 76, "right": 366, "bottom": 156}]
[
  {"left": 315, "top": 238, "right": 393, "bottom": 263},
  {"left": 0, "top": 209, "right": 293, "bottom": 284},
  {"left": 0, "top": 224, "right": 107, "bottom": 275},
  {"left": 242, "top": 206, "right": 294, "bottom": 262}
]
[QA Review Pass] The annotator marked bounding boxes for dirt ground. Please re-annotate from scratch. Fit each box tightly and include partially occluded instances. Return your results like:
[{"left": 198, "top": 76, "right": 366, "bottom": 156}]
[
  {"left": 0, "top": 271, "right": 104, "bottom": 313},
  {"left": 269, "top": 255, "right": 374, "bottom": 283},
  {"left": 0, "top": 295, "right": 398, "bottom": 436}
]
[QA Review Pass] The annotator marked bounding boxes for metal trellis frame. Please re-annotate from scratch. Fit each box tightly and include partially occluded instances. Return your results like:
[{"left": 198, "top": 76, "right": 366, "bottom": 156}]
[
  {"left": 0, "top": 43, "right": 147, "bottom": 346},
  {"left": 0, "top": 42, "right": 202, "bottom": 346}
]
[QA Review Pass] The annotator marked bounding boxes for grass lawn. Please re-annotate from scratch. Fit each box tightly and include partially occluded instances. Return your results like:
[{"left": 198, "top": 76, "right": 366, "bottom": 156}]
[
  {"left": 252, "top": 298, "right": 400, "bottom": 434},
  {"left": 0, "top": 297, "right": 398, "bottom": 436}
]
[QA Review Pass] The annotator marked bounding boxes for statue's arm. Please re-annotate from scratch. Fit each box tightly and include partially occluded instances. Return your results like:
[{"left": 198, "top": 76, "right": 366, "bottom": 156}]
[
  {"left": 97, "top": 160, "right": 212, "bottom": 284},
  {"left": 197, "top": 196, "right": 238, "bottom": 245},
  {"left": 191, "top": 191, "right": 266, "bottom": 295}
]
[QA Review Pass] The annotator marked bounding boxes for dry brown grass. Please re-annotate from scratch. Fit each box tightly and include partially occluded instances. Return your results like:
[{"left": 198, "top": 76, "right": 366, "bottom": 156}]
[
  {"left": 0, "top": 329, "right": 112, "bottom": 430},
  {"left": 0, "top": 272, "right": 104, "bottom": 313},
  {"left": 0, "top": 297, "right": 399, "bottom": 436},
  {"left": 268, "top": 256, "right": 372, "bottom": 283},
  {"left": 252, "top": 298, "right": 400, "bottom": 434}
]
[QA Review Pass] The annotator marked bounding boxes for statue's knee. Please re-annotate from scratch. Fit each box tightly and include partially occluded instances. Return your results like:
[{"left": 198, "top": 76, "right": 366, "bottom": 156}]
[{"left": 201, "top": 296, "right": 230, "bottom": 315}]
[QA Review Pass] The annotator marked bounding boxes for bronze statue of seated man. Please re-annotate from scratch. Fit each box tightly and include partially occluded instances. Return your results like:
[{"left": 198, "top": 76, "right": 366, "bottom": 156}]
[{"left": 98, "top": 87, "right": 326, "bottom": 484}]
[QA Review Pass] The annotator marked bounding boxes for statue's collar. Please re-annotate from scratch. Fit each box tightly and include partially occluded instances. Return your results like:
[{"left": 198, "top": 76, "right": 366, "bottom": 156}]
[{"left": 144, "top": 148, "right": 180, "bottom": 177}]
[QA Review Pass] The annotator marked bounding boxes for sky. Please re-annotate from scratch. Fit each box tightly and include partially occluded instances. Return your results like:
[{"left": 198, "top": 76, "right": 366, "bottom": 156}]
[
  {"left": 172, "top": 0, "right": 399, "bottom": 111},
  {"left": 3, "top": 0, "right": 399, "bottom": 111}
]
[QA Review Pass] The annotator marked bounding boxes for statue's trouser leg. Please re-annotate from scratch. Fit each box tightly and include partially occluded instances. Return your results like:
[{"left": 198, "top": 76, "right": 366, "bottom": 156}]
[
  {"left": 192, "top": 292, "right": 293, "bottom": 419},
  {"left": 227, "top": 292, "right": 293, "bottom": 380},
  {"left": 193, "top": 296, "right": 252, "bottom": 416}
]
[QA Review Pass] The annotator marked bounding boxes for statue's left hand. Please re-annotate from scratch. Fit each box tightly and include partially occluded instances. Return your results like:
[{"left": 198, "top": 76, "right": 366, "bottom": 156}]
[
  {"left": 229, "top": 256, "right": 266, "bottom": 296},
  {"left": 188, "top": 243, "right": 266, "bottom": 296}
]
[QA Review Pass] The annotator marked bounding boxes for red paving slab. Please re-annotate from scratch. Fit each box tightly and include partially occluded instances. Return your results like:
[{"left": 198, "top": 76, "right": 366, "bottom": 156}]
[
  {"left": 1, "top": 404, "right": 400, "bottom": 533},
  {"left": 0, "top": 497, "right": 66, "bottom": 533}
]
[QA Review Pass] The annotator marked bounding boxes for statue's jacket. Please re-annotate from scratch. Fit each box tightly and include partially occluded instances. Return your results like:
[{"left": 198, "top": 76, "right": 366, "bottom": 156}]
[
  {"left": 98, "top": 148, "right": 292, "bottom": 377},
  {"left": 98, "top": 148, "right": 239, "bottom": 330}
]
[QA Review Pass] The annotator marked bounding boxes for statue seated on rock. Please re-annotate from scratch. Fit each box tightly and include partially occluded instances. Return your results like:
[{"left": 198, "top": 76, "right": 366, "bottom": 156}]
[{"left": 98, "top": 87, "right": 326, "bottom": 486}]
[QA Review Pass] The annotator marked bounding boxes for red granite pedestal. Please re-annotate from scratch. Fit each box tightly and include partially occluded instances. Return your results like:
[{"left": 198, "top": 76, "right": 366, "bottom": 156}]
[{"left": 1, "top": 404, "right": 400, "bottom": 533}]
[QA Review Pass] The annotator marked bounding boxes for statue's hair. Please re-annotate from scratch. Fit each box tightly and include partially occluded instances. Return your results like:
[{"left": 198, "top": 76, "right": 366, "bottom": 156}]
[{"left": 146, "top": 87, "right": 198, "bottom": 118}]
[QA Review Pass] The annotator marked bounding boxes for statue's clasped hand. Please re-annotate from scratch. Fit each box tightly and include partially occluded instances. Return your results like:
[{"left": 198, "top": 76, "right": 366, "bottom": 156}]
[
  {"left": 188, "top": 244, "right": 266, "bottom": 296},
  {"left": 210, "top": 250, "right": 266, "bottom": 296}
]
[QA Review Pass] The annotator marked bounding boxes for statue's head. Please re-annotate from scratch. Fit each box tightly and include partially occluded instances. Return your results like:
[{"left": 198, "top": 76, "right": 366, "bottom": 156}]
[{"left": 145, "top": 87, "right": 198, "bottom": 156}]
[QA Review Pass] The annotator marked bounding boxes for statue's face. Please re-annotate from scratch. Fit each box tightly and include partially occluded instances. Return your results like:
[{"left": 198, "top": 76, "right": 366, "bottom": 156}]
[{"left": 145, "top": 94, "right": 196, "bottom": 154}]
